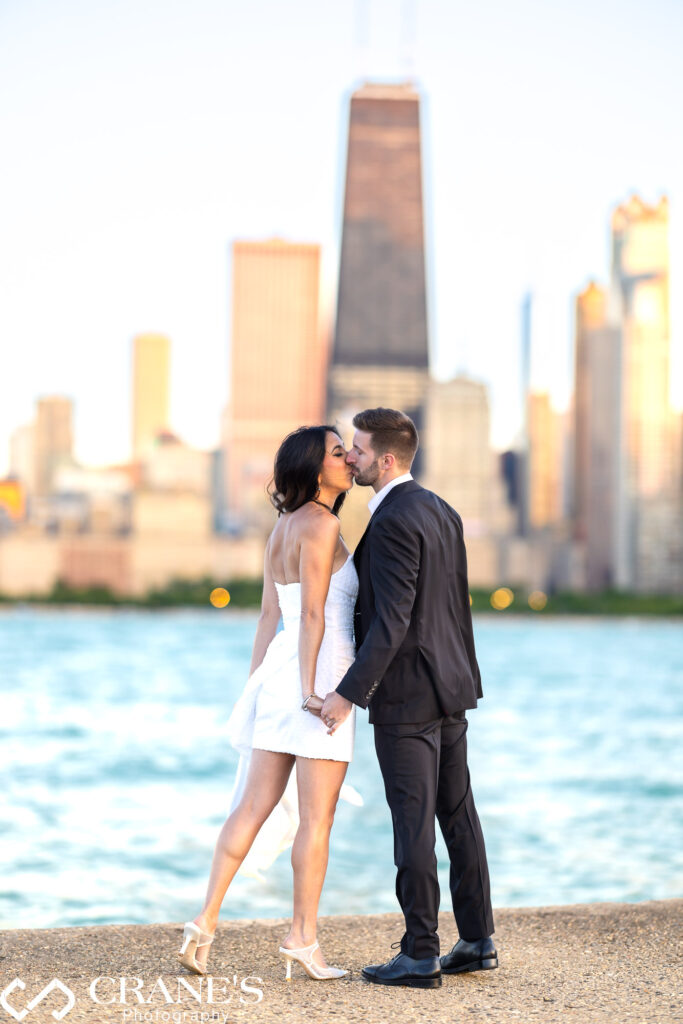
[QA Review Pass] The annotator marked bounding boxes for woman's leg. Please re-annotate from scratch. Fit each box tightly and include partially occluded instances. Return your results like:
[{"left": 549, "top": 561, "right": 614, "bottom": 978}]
[
  {"left": 282, "top": 756, "right": 348, "bottom": 967},
  {"left": 193, "top": 749, "right": 294, "bottom": 966}
]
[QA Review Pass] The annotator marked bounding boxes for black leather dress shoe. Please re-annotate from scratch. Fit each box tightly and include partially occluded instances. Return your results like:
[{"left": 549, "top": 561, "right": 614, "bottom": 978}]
[
  {"left": 362, "top": 952, "right": 442, "bottom": 988},
  {"left": 440, "top": 937, "right": 498, "bottom": 974}
]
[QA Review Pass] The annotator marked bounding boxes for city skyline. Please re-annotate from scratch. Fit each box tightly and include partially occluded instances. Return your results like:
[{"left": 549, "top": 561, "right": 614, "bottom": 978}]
[
  {"left": 2, "top": 0, "right": 682, "bottom": 476},
  {"left": 2, "top": 182, "right": 680, "bottom": 593}
]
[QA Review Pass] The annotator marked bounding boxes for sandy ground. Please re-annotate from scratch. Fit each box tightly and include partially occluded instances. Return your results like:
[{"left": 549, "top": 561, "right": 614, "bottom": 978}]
[{"left": 1, "top": 900, "right": 681, "bottom": 1023}]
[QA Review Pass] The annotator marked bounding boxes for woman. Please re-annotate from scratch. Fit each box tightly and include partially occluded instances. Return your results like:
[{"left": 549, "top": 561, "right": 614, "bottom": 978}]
[{"left": 178, "top": 426, "right": 357, "bottom": 981}]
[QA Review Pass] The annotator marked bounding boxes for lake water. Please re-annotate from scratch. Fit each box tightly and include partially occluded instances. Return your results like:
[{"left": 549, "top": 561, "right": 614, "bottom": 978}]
[{"left": 1, "top": 609, "right": 682, "bottom": 929}]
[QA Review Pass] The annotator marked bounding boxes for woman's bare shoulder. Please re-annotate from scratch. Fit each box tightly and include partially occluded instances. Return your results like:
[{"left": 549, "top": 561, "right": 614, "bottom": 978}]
[{"left": 294, "top": 503, "right": 340, "bottom": 543}]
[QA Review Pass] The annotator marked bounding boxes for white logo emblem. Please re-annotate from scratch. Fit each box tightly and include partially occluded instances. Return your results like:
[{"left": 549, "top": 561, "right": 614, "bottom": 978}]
[{"left": 0, "top": 979, "right": 75, "bottom": 1021}]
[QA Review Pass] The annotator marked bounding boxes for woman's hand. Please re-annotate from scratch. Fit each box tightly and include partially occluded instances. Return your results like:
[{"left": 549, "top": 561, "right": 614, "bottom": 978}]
[{"left": 303, "top": 694, "right": 324, "bottom": 717}]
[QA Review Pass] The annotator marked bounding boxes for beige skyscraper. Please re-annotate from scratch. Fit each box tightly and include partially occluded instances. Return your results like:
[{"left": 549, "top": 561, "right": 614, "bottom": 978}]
[
  {"left": 573, "top": 282, "right": 621, "bottom": 588},
  {"left": 527, "top": 391, "right": 563, "bottom": 530},
  {"left": 33, "top": 396, "right": 74, "bottom": 496},
  {"left": 610, "top": 196, "right": 681, "bottom": 591},
  {"left": 132, "top": 333, "right": 170, "bottom": 459},
  {"left": 226, "top": 239, "right": 325, "bottom": 525}
]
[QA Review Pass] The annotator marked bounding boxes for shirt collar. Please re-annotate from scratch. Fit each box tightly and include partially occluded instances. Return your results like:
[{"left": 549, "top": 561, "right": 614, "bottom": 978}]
[{"left": 367, "top": 473, "right": 413, "bottom": 516}]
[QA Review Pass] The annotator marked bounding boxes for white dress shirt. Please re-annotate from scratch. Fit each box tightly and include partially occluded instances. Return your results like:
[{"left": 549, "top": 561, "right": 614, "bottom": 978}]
[{"left": 367, "top": 472, "right": 414, "bottom": 516}]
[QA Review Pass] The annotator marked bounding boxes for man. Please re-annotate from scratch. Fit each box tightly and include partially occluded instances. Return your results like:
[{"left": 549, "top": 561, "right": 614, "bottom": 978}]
[{"left": 321, "top": 407, "right": 496, "bottom": 989}]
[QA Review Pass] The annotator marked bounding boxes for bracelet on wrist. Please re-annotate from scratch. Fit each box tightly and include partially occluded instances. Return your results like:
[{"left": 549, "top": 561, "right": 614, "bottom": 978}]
[{"left": 301, "top": 693, "right": 315, "bottom": 710}]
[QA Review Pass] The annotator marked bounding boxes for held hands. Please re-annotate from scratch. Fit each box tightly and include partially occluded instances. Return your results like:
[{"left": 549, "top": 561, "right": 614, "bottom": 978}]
[
  {"left": 302, "top": 694, "right": 324, "bottom": 717},
  {"left": 320, "top": 691, "right": 353, "bottom": 735},
  {"left": 302, "top": 690, "right": 352, "bottom": 735}
]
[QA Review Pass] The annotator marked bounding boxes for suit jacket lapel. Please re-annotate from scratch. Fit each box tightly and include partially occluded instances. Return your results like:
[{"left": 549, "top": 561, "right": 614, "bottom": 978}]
[{"left": 353, "top": 481, "right": 421, "bottom": 567}]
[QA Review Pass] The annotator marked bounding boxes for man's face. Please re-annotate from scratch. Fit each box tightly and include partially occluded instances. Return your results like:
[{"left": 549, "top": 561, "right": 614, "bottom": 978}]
[{"left": 346, "top": 430, "right": 381, "bottom": 487}]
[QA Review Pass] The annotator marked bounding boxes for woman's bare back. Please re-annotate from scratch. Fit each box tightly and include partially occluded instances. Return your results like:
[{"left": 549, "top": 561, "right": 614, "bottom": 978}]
[{"left": 268, "top": 504, "right": 349, "bottom": 586}]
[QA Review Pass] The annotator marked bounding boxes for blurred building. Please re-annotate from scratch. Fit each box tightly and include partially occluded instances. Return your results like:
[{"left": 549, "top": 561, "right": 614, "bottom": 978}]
[
  {"left": 132, "top": 333, "right": 171, "bottom": 459},
  {"left": 516, "top": 291, "right": 533, "bottom": 536},
  {"left": 0, "top": 479, "right": 25, "bottom": 531},
  {"left": 568, "top": 196, "right": 682, "bottom": 593},
  {"left": 527, "top": 391, "right": 563, "bottom": 529},
  {"left": 33, "top": 396, "right": 74, "bottom": 497},
  {"left": 423, "top": 376, "right": 514, "bottom": 586},
  {"left": 224, "top": 239, "right": 325, "bottom": 527},
  {"left": 9, "top": 423, "right": 36, "bottom": 493},
  {"left": 133, "top": 431, "right": 213, "bottom": 543},
  {"left": 328, "top": 82, "right": 429, "bottom": 452},
  {"left": 500, "top": 450, "right": 521, "bottom": 508},
  {"left": 142, "top": 430, "right": 211, "bottom": 495},
  {"left": 0, "top": 440, "right": 263, "bottom": 597},
  {"left": 131, "top": 491, "right": 212, "bottom": 539},
  {"left": 573, "top": 282, "right": 621, "bottom": 589},
  {"left": 53, "top": 464, "right": 132, "bottom": 536},
  {"left": 610, "top": 196, "right": 682, "bottom": 592},
  {"left": 424, "top": 377, "right": 512, "bottom": 534},
  {"left": 0, "top": 527, "right": 264, "bottom": 599}
]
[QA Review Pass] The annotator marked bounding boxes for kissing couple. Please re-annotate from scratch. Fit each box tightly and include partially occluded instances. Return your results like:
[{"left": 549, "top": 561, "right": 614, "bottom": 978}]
[{"left": 177, "top": 407, "right": 496, "bottom": 988}]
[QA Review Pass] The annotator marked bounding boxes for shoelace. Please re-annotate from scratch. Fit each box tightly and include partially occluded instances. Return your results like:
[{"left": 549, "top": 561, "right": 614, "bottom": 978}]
[{"left": 388, "top": 940, "right": 403, "bottom": 965}]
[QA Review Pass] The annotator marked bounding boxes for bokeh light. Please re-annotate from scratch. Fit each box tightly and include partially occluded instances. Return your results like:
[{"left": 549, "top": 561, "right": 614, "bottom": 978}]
[
  {"left": 529, "top": 590, "right": 548, "bottom": 611},
  {"left": 490, "top": 587, "right": 514, "bottom": 610},
  {"left": 209, "top": 587, "right": 231, "bottom": 608}
]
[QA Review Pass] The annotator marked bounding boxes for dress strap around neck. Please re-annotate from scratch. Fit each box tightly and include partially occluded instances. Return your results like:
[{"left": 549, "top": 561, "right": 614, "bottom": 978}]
[{"left": 312, "top": 499, "right": 336, "bottom": 516}]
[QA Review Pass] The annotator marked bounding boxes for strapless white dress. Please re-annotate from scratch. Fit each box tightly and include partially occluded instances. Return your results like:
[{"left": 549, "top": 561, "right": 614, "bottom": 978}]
[
  {"left": 225, "top": 555, "right": 359, "bottom": 878},
  {"left": 227, "top": 553, "right": 358, "bottom": 761}
]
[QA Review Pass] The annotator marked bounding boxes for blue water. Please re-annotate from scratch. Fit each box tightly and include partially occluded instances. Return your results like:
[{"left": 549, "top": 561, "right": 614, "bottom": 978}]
[{"left": 1, "top": 609, "right": 682, "bottom": 929}]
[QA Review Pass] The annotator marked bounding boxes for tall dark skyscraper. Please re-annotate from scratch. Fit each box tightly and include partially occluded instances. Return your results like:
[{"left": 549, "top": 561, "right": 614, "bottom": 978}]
[{"left": 329, "top": 82, "right": 430, "bottom": 450}]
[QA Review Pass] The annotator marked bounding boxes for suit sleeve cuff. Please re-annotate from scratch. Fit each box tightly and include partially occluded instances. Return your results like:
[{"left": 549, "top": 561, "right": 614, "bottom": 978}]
[{"left": 336, "top": 675, "right": 380, "bottom": 709}]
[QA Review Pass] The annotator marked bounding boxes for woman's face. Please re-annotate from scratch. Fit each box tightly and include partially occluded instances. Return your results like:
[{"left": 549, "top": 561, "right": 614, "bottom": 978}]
[{"left": 319, "top": 431, "right": 354, "bottom": 493}]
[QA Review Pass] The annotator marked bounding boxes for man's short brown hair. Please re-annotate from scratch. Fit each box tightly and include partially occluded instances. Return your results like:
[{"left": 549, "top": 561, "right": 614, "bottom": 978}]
[{"left": 352, "top": 407, "right": 419, "bottom": 469}]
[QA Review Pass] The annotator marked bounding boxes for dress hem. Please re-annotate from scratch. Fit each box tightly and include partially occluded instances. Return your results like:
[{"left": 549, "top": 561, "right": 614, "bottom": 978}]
[{"left": 250, "top": 743, "right": 352, "bottom": 764}]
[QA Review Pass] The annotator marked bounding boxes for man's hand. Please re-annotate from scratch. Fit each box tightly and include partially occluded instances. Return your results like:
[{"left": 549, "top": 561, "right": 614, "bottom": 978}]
[{"left": 320, "top": 691, "right": 353, "bottom": 735}]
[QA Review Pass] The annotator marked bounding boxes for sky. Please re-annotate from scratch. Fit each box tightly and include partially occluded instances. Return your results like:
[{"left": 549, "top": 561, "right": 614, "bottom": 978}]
[{"left": 1, "top": 0, "right": 682, "bottom": 473}]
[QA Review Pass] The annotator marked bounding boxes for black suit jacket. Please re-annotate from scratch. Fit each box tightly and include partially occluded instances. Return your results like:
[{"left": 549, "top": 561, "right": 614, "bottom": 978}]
[{"left": 336, "top": 480, "right": 483, "bottom": 724}]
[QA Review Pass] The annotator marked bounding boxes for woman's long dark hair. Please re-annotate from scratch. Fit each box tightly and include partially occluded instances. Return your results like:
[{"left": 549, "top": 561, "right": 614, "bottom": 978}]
[{"left": 268, "top": 425, "right": 346, "bottom": 516}]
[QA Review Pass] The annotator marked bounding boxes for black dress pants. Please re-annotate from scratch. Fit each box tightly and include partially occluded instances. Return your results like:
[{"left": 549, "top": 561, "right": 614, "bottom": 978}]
[{"left": 373, "top": 711, "right": 494, "bottom": 959}]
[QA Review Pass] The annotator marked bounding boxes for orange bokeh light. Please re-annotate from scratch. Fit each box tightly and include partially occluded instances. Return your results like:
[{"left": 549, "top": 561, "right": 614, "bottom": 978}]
[
  {"left": 210, "top": 587, "right": 231, "bottom": 608},
  {"left": 490, "top": 587, "right": 514, "bottom": 611}
]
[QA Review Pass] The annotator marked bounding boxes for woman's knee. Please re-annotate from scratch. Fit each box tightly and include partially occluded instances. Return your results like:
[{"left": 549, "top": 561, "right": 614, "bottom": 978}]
[
  {"left": 296, "top": 804, "right": 336, "bottom": 835},
  {"left": 231, "top": 795, "right": 277, "bottom": 831}
]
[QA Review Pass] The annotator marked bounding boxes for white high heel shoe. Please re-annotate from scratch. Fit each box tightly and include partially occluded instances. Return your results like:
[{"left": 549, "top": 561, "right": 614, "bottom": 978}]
[
  {"left": 279, "top": 940, "right": 348, "bottom": 981},
  {"left": 178, "top": 922, "right": 215, "bottom": 976}
]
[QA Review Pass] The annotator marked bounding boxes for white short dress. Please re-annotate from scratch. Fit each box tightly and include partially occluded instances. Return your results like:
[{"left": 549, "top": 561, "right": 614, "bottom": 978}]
[
  {"left": 225, "top": 555, "right": 360, "bottom": 876},
  {"left": 227, "top": 553, "right": 358, "bottom": 762}
]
